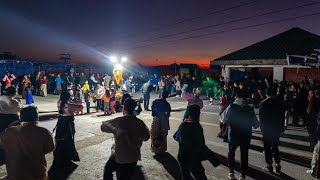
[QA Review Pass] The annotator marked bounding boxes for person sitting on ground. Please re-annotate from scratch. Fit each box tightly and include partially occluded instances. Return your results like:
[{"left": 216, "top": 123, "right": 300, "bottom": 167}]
[
  {"left": 101, "top": 98, "right": 150, "bottom": 180},
  {"left": 176, "top": 104, "right": 220, "bottom": 180},
  {"left": 0, "top": 106, "right": 54, "bottom": 180}
]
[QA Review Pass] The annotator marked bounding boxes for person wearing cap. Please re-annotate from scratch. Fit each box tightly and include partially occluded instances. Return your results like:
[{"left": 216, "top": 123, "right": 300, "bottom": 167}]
[
  {"left": 101, "top": 98, "right": 150, "bottom": 180},
  {"left": 151, "top": 90, "right": 171, "bottom": 154},
  {"left": 0, "top": 106, "right": 54, "bottom": 180},
  {"left": 176, "top": 104, "right": 220, "bottom": 180},
  {"left": 121, "top": 93, "right": 142, "bottom": 116}
]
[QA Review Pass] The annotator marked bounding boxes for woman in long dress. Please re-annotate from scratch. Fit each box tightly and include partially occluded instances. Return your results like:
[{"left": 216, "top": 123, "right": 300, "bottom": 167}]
[
  {"left": 49, "top": 92, "right": 83, "bottom": 172},
  {"left": 151, "top": 90, "right": 171, "bottom": 154}
]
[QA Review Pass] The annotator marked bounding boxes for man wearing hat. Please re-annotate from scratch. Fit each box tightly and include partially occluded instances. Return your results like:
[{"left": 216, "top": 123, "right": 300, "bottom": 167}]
[
  {"left": 0, "top": 105, "right": 54, "bottom": 180},
  {"left": 101, "top": 98, "right": 150, "bottom": 180}
]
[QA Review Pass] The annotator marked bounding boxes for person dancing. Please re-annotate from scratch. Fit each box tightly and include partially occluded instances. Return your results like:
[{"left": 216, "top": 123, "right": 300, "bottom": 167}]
[{"left": 49, "top": 92, "right": 83, "bottom": 174}]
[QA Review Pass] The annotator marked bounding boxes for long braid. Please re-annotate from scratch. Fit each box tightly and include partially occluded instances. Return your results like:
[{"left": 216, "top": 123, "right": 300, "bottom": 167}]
[{"left": 59, "top": 92, "right": 71, "bottom": 114}]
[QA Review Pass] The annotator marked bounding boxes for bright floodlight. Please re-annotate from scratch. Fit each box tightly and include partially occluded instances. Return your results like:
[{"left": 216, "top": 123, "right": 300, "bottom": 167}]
[
  {"left": 115, "top": 63, "right": 123, "bottom": 70},
  {"left": 110, "top": 56, "right": 118, "bottom": 63},
  {"left": 121, "top": 56, "right": 127, "bottom": 63}
]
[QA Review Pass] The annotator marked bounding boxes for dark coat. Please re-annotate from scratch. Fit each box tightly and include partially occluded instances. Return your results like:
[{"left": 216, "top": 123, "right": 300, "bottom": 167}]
[{"left": 259, "top": 96, "right": 286, "bottom": 135}]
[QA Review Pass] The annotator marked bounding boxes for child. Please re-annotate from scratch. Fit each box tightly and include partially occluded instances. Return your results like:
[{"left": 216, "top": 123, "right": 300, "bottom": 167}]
[
  {"left": 110, "top": 88, "right": 116, "bottom": 114},
  {"left": 26, "top": 85, "right": 34, "bottom": 105},
  {"left": 95, "top": 85, "right": 104, "bottom": 112},
  {"left": 102, "top": 88, "right": 111, "bottom": 115},
  {"left": 74, "top": 84, "right": 84, "bottom": 115},
  {"left": 110, "top": 80, "right": 116, "bottom": 90},
  {"left": 84, "top": 90, "right": 91, "bottom": 114}
]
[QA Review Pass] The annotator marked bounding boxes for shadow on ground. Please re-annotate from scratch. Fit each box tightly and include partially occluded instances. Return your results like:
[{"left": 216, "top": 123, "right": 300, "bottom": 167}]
[
  {"left": 153, "top": 152, "right": 182, "bottom": 180},
  {"left": 48, "top": 163, "right": 78, "bottom": 180}
]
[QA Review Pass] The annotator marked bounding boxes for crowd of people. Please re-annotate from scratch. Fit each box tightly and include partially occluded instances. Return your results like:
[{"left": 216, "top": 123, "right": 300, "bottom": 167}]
[{"left": 1, "top": 68, "right": 320, "bottom": 179}]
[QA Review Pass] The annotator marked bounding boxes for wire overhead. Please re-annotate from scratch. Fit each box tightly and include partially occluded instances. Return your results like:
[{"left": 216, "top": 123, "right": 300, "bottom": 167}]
[
  {"left": 121, "top": 0, "right": 258, "bottom": 38},
  {"left": 134, "top": 1, "right": 320, "bottom": 44},
  {"left": 130, "top": 12, "right": 320, "bottom": 50}
]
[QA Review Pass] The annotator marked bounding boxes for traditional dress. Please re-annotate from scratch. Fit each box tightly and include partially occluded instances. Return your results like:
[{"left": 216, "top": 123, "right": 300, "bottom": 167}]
[
  {"left": 50, "top": 101, "right": 83, "bottom": 169},
  {"left": 151, "top": 98, "right": 171, "bottom": 154},
  {"left": 26, "top": 88, "right": 34, "bottom": 105}
]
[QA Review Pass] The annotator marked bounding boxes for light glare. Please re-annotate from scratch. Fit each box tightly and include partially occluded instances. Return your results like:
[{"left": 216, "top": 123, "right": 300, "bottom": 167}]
[
  {"left": 121, "top": 56, "right": 127, "bottom": 62},
  {"left": 110, "top": 56, "right": 118, "bottom": 63}
]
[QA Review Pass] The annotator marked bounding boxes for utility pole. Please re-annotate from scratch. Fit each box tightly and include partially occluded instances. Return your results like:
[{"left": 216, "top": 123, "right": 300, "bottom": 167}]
[{"left": 59, "top": 53, "right": 71, "bottom": 70}]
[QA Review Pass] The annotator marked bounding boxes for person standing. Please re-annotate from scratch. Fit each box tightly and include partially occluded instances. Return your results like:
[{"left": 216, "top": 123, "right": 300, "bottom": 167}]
[
  {"left": 2, "top": 72, "right": 16, "bottom": 89},
  {"left": 79, "top": 72, "right": 87, "bottom": 86},
  {"left": 158, "top": 78, "right": 166, "bottom": 98},
  {"left": 21, "top": 75, "right": 30, "bottom": 99},
  {"left": 84, "top": 90, "right": 91, "bottom": 114},
  {"left": 174, "top": 75, "right": 182, "bottom": 97},
  {"left": 26, "top": 84, "right": 34, "bottom": 105},
  {"left": 0, "top": 106, "right": 54, "bottom": 180},
  {"left": 95, "top": 84, "right": 105, "bottom": 112},
  {"left": 110, "top": 88, "right": 116, "bottom": 114},
  {"left": 288, "top": 84, "right": 300, "bottom": 126},
  {"left": 40, "top": 76, "right": 48, "bottom": 97},
  {"left": 103, "top": 74, "right": 112, "bottom": 89},
  {"left": 221, "top": 90, "right": 259, "bottom": 180},
  {"left": 102, "top": 88, "right": 111, "bottom": 115},
  {"left": 176, "top": 104, "right": 220, "bottom": 180},
  {"left": 49, "top": 92, "right": 83, "bottom": 173},
  {"left": 55, "top": 74, "right": 63, "bottom": 95},
  {"left": 152, "top": 74, "right": 159, "bottom": 92},
  {"left": 101, "top": 98, "right": 150, "bottom": 180},
  {"left": 151, "top": 90, "right": 171, "bottom": 154},
  {"left": 259, "top": 87, "right": 286, "bottom": 174},
  {"left": 182, "top": 88, "right": 204, "bottom": 121},
  {"left": 141, "top": 80, "right": 153, "bottom": 111}
]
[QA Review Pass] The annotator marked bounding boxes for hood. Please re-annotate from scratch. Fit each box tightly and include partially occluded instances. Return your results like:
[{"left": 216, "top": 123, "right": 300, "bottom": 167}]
[{"left": 233, "top": 98, "right": 247, "bottom": 108}]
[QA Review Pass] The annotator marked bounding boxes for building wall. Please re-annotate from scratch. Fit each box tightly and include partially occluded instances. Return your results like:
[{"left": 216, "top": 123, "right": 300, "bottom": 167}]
[{"left": 284, "top": 68, "right": 320, "bottom": 82}]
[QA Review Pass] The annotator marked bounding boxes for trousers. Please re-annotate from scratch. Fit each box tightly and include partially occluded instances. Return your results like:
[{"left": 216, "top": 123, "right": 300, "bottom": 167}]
[
  {"left": 262, "top": 133, "right": 281, "bottom": 165},
  {"left": 228, "top": 143, "right": 249, "bottom": 176},
  {"left": 143, "top": 93, "right": 150, "bottom": 110},
  {"left": 103, "top": 155, "right": 137, "bottom": 180}
]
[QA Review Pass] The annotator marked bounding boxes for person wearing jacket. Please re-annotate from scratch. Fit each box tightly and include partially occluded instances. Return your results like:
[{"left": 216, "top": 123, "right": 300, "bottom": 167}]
[
  {"left": 221, "top": 90, "right": 259, "bottom": 180},
  {"left": 101, "top": 98, "right": 150, "bottom": 180},
  {"left": 259, "top": 87, "right": 286, "bottom": 174},
  {"left": 141, "top": 80, "right": 153, "bottom": 111},
  {"left": 176, "top": 104, "right": 220, "bottom": 180}
]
